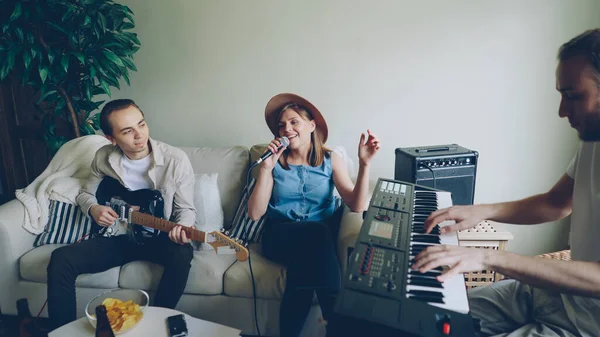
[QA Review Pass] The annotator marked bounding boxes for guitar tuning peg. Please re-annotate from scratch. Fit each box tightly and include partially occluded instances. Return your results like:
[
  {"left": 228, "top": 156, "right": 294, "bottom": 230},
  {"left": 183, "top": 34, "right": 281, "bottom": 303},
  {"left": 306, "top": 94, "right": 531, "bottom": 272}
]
[
  {"left": 224, "top": 230, "right": 230, "bottom": 235},
  {"left": 220, "top": 227, "right": 225, "bottom": 232}
]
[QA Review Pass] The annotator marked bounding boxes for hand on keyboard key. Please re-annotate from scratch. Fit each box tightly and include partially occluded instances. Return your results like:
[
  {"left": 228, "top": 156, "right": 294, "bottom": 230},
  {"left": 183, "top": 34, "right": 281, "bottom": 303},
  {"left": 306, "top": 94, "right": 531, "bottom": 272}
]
[
  {"left": 423, "top": 203, "right": 491, "bottom": 234},
  {"left": 411, "top": 244, "right": 493, "bottom": 283}
]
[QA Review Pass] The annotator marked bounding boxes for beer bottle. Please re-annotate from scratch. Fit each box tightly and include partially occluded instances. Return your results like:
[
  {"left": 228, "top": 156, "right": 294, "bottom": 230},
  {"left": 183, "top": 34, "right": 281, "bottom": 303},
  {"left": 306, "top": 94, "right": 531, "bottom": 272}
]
[{"left": 95, "top": 305, "right": 115, "bottom": 337}]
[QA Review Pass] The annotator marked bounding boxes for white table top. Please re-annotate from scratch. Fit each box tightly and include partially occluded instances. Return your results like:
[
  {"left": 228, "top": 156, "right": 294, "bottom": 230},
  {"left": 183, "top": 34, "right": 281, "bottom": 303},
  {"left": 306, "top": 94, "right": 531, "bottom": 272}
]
[{"left": 49, "top": 306, "right": 242, "bottom": 336}]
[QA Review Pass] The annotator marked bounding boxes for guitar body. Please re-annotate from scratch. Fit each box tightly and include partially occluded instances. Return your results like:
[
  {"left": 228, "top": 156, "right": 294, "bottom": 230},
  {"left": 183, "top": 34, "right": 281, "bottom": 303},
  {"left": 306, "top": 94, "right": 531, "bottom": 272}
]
[
  {"left": 94, "top": 176, "right": 164, "bottom": 245},
  {"left": 89, "top": 177, "right": 250, "bottom": 261}
]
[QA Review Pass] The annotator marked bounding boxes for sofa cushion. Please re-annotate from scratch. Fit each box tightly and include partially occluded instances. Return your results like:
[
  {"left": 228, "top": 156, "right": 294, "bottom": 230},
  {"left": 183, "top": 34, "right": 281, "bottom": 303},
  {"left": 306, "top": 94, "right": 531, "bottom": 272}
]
[
  {"left": 20, "top": 244, "right": 120, "bottom": 288},
  {"left": 194, "top": 172, "right": 224, "bottom": 231},
  {"left": 228, "top": 178, "right": 268, "bottom": 243},
  {"left": 34, "top": 200, "right": 92, "bottom": 247},
  {"left": 179, "top": 146, "right": 249, "bottom": 228},
  {"left": 118, "top": 250, "right": 237, "bottom": 295},
  {"left": 223, "top": 245, "right": 286, "bottom": 300}
]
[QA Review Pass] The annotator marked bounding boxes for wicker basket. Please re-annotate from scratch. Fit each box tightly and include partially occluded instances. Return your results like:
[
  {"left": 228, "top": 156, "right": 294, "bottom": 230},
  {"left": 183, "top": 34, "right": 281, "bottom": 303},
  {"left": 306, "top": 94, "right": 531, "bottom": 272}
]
[
  {"left": 536, "top": 249, "right": 571, "bottom": 261},
  {"left": 457, "top": 220, "right": 514, "bottom": 289}
]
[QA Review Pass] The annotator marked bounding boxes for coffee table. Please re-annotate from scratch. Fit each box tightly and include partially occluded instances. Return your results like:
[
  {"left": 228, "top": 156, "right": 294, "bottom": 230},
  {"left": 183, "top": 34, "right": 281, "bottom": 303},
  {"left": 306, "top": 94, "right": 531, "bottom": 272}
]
[{"left": 49, "top": 306, "right": 242, "bottom": 336}]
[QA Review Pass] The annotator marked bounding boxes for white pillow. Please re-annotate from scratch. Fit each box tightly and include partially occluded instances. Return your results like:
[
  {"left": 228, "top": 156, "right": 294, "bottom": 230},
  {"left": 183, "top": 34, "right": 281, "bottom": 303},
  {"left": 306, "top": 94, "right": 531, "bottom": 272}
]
[{"left": 194, "top": 173, "right": 224, "bottom": 249}]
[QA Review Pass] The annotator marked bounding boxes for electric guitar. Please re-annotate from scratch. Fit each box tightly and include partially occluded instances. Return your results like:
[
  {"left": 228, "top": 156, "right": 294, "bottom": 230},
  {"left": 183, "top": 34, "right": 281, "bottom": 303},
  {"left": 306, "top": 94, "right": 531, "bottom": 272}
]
[{"left": 93, "top": 176, "right": 249, "bottom": 262}]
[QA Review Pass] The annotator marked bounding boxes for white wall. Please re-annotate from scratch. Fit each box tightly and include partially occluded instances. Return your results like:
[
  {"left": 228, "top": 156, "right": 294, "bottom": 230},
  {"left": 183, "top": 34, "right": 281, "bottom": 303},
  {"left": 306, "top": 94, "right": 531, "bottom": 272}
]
[{"left": 111, "top": 0, "right": 600, "bottom": 256}]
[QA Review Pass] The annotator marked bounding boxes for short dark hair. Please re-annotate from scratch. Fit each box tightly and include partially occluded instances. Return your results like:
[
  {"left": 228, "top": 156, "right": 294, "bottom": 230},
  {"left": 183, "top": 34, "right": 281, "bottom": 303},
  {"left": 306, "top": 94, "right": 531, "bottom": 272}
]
[
  {"left": 99, "top": 99, "right": 144, "bottom": 136},
  {"left": 558, "top": 28, "right": 600, "bottom": 84}
]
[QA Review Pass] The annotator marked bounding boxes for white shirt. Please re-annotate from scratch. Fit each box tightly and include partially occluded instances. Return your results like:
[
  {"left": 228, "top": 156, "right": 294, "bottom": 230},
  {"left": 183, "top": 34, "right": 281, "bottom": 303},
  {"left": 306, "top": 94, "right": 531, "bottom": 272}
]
[
  {"left": 122, "top": 154, "right": 153, "bottom": 191},
  {"left": 562, "top": 141, "right": 600, "bottom": 335},
  {"left": 122, "top": 154, "right": 154, "bottom": 232}
]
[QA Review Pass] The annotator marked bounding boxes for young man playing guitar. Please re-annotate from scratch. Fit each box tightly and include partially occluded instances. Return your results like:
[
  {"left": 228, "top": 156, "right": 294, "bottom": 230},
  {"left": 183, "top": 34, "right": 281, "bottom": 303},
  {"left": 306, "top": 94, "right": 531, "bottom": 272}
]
[{"left": 47, "top": 99, "right": 196, "bottom": 330}]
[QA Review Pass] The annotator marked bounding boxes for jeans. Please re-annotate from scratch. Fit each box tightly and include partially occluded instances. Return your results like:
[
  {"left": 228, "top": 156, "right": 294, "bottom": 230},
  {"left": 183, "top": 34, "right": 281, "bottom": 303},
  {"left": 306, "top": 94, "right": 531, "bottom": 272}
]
[
  {"left": 261, "top": 208, "right": 343, "bottom": 337},
  {"left": 47, "top": 233, "right": 193, "bottom": 330}
]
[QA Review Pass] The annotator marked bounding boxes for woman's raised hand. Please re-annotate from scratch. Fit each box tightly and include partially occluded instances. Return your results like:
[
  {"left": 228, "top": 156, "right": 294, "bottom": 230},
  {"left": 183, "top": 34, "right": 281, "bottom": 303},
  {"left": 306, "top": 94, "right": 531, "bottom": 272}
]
[{"left": 358, "top": 129, "right": 380, "bottom": 166}]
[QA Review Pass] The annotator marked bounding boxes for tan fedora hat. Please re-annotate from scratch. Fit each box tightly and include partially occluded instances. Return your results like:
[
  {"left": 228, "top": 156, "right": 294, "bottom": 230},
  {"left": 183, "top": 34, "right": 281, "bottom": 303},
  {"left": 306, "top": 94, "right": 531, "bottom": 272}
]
[{"left": 264, "top": 93, "right": 328, "bottom": 143}]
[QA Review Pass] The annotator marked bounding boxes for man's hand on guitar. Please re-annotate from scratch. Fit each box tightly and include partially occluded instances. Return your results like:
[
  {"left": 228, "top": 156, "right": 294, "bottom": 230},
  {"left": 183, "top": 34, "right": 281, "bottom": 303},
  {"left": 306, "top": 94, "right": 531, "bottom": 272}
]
[
  {"left": 169, "top": 226, "right": 191, "bottom": 245},
  {"left": 90, "top": 205, "right": 118, "bottom": 227}
]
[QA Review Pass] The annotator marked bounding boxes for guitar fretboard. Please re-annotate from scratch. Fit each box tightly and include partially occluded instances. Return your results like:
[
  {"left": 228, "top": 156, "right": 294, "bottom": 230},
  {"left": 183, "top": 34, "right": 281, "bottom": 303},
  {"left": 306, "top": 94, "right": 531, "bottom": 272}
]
[{"left": 131, "top": 211, "right": 205, "bottom": 242}]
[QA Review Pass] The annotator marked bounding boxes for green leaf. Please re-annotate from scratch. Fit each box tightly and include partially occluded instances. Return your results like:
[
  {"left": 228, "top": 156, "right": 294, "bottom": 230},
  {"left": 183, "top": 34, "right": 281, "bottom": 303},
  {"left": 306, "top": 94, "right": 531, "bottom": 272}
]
[
  {"left": 0, "top": 63, "right": 9, "bottom": 81},
  {"left": 122, "top": 69, "right": 130, "bottom": 86},
  {"left": 92, "top": 86, "right": 106, "bottom": 95},
  {"left": 61, "top": 54, "right": 69, "bottom": 73},
  {"left": 9, "top": 3, "right": 22, "bottom": 21},
  {"left": 47, "top": 50, "right": 55, "bottom": 65},
  {"left": 39, "top": 65, "right": 48, "bottom": 83},
  {"left": 124, "top": 32, "right": 141, "bottom": 46},
  {"left": 102, "top": 42, "right": 123, "bottom": 49},
  {"left": 82, "top": 122, "right": 96, "bottom": 136},
  {"left": 121, "top": 22, "right": 134, "bottom": 30},
  {"left": 98, "top": 12, "right": 107, "bottom": 32},
  {"left": 55, "top": 98, "right": 66, "bottom": 114},
  {"left": 23, "top": 50, "right": 32, "bottom": 70},
  {"left": 85, "top": 83, "right": 91, "bottom": 100},
  {"left": 89, "top": 64, "right": 96, "bottom": 79},
  {"left": 102, "top": 50, "right": 124, "bottom": 67},
  {"left": 87, "top": 111, "right": 101, "bottom": 130},
  {"left": 2, "top": 25, "right": 8, "bottom": 35},
  {"left": 26, "top": 32, "right": 35, "bottom": 44},
  {"left": 46, "top": 21, "right": 69, "bottom": 35},
  {"left": 38, "top": 90, "right": 57, "bottom": 103},
  {"left": 93, "top": 26, "right": 101, "bottom": 39},
  {"left": 84, "top": 16, "right": 91, "bottom": 27},
  {"left": 73, "top": 52, "right": 85, "bottom": 65},
  {"left": 61, "top": 10, "right": 73, "bottom": 23},
  {"left": 7, "top": 48, "right": 17, "bottom": 73},
  {"left": 124, "top": 13, "right": 135, "bottom": 26},
  {"left": 15, "top": 28, "right": 24, "bottom": 43},
  {"left": 105, "top": 76, "right": 120, "bottom": 89},
  {"left": 99, "top": 79, "right": 111, "bottom": 96},
  {"left": 121, "top": 57, "right": 137, "bottom": 71}
]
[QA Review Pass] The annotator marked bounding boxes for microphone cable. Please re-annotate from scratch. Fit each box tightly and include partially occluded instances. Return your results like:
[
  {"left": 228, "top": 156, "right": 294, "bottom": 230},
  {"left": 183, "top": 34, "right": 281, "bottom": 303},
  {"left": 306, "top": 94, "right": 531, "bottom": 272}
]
[{"left": 242, "top": 166, "right": 261, "bottom": 337}]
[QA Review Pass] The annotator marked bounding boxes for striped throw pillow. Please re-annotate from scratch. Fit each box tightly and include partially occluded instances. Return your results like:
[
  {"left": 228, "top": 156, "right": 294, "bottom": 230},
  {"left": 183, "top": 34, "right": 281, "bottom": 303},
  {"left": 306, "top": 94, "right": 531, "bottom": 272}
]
[
  {"left": 229, "top": 178, "right": 267, "bottom": 243},
  {"left": 34, "top": 199, "right": 92, "bottom": 247}
]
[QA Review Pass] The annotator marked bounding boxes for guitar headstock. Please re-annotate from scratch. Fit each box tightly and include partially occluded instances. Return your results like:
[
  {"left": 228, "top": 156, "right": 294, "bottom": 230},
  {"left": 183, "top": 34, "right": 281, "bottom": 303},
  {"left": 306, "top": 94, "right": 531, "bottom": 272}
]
[{"left": 207, "top": 231, "right": 249, "bottom": 262}]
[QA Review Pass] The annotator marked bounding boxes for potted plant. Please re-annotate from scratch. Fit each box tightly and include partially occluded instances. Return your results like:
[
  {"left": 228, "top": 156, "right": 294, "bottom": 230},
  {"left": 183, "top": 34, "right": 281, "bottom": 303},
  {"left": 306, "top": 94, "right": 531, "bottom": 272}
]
[{"left": 0, "top": 0, "right": 141, "bottom": 153}]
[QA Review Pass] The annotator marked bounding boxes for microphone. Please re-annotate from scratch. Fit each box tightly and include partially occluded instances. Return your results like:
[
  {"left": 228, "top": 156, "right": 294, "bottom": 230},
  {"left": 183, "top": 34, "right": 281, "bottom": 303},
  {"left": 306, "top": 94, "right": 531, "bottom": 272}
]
[{"left": 251, "top": 136, "right": 290, "bottom": 167}]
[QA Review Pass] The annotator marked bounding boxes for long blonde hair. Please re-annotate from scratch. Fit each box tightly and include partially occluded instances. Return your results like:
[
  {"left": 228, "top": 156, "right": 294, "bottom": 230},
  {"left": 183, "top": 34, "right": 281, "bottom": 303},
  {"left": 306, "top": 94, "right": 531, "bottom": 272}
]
[{"left": 277, "top": 103, "right": 330, "bottom": 169}]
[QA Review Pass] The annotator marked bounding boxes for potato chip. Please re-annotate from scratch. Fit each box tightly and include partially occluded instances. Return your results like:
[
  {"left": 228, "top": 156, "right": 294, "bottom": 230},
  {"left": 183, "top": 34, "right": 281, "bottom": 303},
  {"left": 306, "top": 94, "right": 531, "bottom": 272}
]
[{"left": 97, "top": 297, "right": 144, "bottom": 333}]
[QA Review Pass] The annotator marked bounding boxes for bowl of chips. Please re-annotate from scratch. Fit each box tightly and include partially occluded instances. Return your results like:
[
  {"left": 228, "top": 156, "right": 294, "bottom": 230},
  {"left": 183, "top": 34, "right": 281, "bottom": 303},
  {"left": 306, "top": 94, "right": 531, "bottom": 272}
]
[{"left": 85, "top": 288, "right": 148, "bottom": 334}]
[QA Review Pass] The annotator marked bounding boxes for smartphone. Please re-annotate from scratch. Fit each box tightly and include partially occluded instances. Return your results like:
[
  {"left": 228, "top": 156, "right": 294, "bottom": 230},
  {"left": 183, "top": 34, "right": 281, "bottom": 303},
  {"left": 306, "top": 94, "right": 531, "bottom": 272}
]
[{"left": 167, "top": 314, "right": 188, "bottom": 337}]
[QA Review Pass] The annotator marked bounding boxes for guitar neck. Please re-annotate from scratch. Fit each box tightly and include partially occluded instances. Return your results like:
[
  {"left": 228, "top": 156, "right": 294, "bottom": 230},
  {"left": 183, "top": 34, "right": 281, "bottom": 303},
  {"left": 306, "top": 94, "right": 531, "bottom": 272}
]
[{"left": 131, "top": 211, "right": 206, "bottom": 242}]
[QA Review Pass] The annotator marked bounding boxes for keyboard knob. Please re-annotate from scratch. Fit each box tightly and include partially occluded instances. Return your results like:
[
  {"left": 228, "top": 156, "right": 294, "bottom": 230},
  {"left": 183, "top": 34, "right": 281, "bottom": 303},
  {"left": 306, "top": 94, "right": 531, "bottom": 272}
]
[{"left": 386, "top": 280, "right": 396, "bottom": 292}]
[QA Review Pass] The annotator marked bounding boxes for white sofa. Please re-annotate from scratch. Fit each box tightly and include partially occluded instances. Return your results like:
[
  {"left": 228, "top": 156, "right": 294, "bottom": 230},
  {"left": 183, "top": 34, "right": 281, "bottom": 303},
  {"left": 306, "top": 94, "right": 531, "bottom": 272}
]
[{"left": 0, "top": 141, "right": 365, "bottom": 336}]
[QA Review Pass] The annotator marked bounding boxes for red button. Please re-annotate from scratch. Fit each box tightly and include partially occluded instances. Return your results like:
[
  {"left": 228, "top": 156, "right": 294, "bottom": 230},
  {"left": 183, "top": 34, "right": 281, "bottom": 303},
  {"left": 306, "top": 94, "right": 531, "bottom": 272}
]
[{"left": 442, "top": 322, "right": 451, "bottom": 335}]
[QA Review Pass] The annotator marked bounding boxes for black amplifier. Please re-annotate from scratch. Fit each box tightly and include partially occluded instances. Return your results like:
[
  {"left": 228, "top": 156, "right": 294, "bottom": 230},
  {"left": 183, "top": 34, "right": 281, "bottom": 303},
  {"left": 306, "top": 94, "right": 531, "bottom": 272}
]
[{"left": 394, "top": 144, "right": 478, "bottom": 206}]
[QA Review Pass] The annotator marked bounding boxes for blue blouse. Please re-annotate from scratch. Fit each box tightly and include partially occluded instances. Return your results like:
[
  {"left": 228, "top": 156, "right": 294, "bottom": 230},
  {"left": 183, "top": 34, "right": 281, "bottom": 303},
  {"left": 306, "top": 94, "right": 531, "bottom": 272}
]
[{"left": 267, "top": 154, "right": 338, "bottom": 222}]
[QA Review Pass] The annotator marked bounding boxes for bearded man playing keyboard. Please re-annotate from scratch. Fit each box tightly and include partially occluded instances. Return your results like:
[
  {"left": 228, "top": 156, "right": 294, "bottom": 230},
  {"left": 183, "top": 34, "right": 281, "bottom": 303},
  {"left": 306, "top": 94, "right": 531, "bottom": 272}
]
[{"left": 413, "top": 29, "right": 600, "bottom": 337}]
